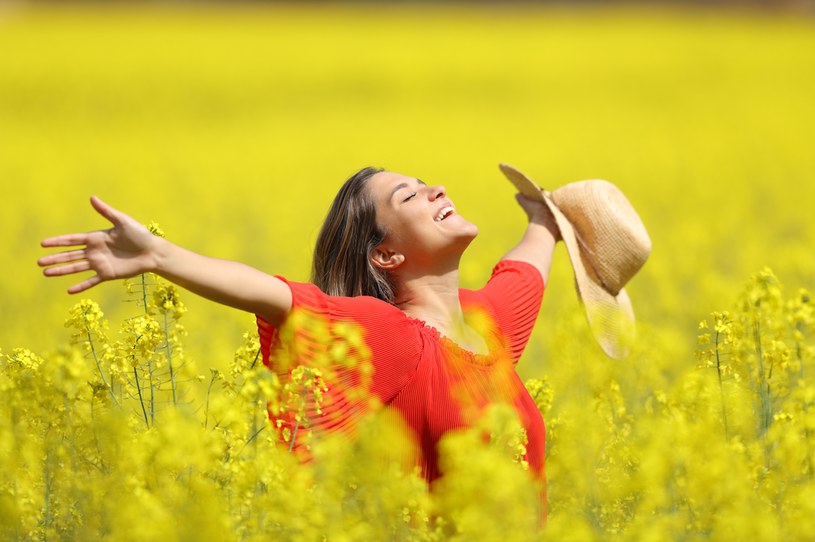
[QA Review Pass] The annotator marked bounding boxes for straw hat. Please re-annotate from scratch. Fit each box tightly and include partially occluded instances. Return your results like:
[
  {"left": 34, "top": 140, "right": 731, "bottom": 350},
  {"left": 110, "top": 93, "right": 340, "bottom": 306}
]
[{"left": 499, "top": 163, "right": 651, "bottom": 359}]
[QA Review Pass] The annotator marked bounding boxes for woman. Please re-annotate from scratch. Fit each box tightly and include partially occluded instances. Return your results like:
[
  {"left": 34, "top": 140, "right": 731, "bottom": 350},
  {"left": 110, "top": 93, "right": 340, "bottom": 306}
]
[{"left": 38, "top": 167, "right": 560, "bottom": 490}]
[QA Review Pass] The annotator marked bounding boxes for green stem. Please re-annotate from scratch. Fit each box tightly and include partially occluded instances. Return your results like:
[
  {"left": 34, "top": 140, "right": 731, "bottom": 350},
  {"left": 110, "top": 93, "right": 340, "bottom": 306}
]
[
  {"left": 204, "top": 372, "right": 217, "bottom": 430},
  {"left": 288, "top": 421, "right": 299, "bottom": 453},
  {"left": 796, "top": 324, "right": 805, "bottom": 379},
  {"left": 148, "top": 357, "right": 155, "bottom": 425},
  {"left": 288, "top": 389, "right": 307, "bottom": 453},
  {"left": 90, "top": 398, "right": 107, "bottom": 473},
  {"left": 232, "top": 425, "right": 267, "bottom": 461},
  {"left": 43, "top": 448, "right": 51, "bottom": 540},
  {"left": 87, "top": 330, "right": 120, "bottom": 407},
  {"left": 134, "top": 364, "right": 150, "bottom": 429},
  {"left": 165, "top": 311, "right": 177, "bottom": 405},
  {"left": 753, "top": 317, "right": 775, "bottom": 467},
  {"left": 753, "top": 319, "right": 771, "bottom": 437},
  {"left": 251, "top": 394, "right": 258, "bottom": 445},
  {"left": 139, "top": 272, "right": 159, "bottom": 422},
  {"left": 141, "top": 273, "right": 149, "bottom": 314},
  {"left": 714, "top": 330, "right": 729, "bottom": 439},
  {"left": 246, "top": 426, "right": 266, "bottom": 447}
]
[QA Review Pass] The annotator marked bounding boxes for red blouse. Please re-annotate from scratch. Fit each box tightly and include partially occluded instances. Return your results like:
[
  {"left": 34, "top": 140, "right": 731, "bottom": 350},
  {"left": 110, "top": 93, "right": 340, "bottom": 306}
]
[{"left": 257, "top": 259, "right": 546, "bottom": 484}]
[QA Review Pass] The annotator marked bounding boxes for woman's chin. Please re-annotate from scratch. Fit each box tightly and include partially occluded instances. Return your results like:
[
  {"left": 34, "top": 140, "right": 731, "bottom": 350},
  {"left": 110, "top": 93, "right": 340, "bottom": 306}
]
[
  {"left": 455, "top": 222, "right": 479, "bottom": 248},
  {"left": 460, "top": 219, "right": 479, "bottom": 239}
]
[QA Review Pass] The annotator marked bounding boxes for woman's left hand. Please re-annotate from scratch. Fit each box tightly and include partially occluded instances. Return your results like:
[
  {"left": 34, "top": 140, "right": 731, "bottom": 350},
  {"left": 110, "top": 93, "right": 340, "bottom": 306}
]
[
  {"left": 515, "top": 194, "right": 561, "bottom": 242},
  {"left": 500, "top": 193, "right": 560, "bottom": 284}
]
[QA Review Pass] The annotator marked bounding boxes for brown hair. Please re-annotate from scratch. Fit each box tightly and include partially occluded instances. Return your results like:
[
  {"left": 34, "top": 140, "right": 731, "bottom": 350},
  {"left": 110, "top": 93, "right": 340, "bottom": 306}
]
[{"left": 311, "top": 167, "right": 396, "bottom": 303}]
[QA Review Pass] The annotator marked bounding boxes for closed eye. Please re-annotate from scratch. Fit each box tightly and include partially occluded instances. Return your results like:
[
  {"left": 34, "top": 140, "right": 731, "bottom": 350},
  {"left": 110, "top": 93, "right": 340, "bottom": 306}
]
[{"left": 402, "top": 192, "right": 417, "bottom": 203}]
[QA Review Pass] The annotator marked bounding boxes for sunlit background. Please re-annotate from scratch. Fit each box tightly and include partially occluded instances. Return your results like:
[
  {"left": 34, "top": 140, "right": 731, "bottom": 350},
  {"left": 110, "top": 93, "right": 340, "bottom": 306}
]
[
  {"left": 4, "top": 2, "right": 813, "bottom": 367},
  {"left": 1, "top": 1, "right": 814, "bottom": 536}
]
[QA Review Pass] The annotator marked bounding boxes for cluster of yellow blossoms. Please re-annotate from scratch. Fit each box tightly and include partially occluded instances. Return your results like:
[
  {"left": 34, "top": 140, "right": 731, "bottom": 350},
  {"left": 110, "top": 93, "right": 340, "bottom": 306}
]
[{"left": 1, "top": 266, "right": 813, "bottom": 540}]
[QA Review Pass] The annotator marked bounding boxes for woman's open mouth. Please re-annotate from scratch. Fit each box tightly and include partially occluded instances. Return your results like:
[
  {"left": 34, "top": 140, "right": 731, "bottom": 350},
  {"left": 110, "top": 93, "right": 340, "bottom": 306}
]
[{"left": 435, "top": 206, "right": 455, "bottom": 222}]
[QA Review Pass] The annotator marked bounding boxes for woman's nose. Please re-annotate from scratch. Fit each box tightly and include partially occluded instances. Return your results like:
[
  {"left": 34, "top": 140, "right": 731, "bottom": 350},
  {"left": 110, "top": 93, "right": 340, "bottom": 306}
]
[{"left": 427, "top": 185, "right": 446, "bottom": 200}]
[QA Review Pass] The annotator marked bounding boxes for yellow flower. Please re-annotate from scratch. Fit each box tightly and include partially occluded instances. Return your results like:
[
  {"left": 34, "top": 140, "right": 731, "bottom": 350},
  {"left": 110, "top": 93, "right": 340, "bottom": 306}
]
[
  {"left": 152, "top": 282, "right": 187, "bottom": 319},
  {"left": 122, "top": 315, "right": 162, "bottom": 366},
  {"left": 524, "top": 377, "right": 554, "bottom": 417},
  {"left": 64, "top": 299, "right": 107, "bottom": 336},
  {"left": 6, "top": 348, "right": 44, "bottom": 372},
  {"left": 146, "top": 221, "right": 165, "bottom": 238}
]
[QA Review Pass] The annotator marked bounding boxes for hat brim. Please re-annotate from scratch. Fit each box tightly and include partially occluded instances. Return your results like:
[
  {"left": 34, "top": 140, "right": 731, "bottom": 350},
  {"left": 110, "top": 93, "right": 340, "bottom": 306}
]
[{"left": 498, "top": 163, "right": 635, "bottom": 360}]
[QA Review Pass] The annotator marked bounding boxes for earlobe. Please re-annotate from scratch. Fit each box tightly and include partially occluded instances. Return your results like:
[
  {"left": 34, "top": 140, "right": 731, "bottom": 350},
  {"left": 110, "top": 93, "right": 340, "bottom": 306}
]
[{"left": 371, "top": 247, "right": 405, "bottom": 270}]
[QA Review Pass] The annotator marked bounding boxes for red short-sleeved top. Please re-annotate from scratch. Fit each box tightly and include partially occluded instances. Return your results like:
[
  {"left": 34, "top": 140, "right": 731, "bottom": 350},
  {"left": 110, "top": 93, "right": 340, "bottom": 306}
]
[{"left": 256, "top": 259, "right": 545, "bottom": 484}]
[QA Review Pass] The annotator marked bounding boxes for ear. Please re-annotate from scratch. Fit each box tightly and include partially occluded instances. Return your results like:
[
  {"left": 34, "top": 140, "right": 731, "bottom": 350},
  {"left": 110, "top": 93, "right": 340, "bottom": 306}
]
[{"left": 371, "top": 246, "right": 405, "bottom": 271}]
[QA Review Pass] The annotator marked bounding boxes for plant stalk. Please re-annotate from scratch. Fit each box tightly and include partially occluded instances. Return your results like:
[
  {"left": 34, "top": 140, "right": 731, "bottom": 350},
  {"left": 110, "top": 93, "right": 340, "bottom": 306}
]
[{"left": 714, "top": 330, "right": 729, "bottom": 439}]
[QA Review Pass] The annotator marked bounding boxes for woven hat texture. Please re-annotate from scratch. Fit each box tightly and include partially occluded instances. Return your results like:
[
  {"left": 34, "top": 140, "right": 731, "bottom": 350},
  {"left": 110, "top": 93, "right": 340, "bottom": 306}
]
[{"left": 499, "top": 163, "right": 651, "bottom": 359}]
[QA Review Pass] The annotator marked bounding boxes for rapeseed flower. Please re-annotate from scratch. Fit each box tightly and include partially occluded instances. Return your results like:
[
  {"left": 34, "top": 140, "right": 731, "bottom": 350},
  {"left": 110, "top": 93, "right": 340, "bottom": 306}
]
[
  {"left": 4, "top": 264, "right": 815, "bottom": 539},
  {"left": 152, "top": 283, "right": 187, "bottom": 319}
]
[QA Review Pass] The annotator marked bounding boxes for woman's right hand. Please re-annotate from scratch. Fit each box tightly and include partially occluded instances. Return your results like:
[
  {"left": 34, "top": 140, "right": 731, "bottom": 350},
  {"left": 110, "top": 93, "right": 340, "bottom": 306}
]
[
  {"left": 38, "top": 196, "right": 160, "bottom": 294},
  {"left": 40, "top": 195, "right": 292, "bottom": 325}
]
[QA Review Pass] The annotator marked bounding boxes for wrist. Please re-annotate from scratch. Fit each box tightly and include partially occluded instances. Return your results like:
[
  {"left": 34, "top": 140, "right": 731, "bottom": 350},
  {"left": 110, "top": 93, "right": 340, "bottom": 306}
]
[
  {"left": 150, "top": 236, "right": 173, "bottom": 274},
  {"left": 530, "top": 208, "right": 561, "bottom": 242}
]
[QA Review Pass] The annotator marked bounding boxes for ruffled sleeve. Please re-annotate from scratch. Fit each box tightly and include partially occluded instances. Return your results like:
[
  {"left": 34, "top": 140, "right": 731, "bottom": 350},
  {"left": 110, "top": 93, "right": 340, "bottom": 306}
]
[
  {"left": 460, "top": 260, "right": 544, "bottom": 363},
  {"left": 257, "top": 278, "right": 422, "bottom": 449}
]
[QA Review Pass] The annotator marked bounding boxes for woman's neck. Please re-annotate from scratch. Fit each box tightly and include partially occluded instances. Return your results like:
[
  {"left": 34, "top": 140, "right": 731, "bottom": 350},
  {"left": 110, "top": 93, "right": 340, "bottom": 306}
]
[
  {"left": 394, "top": 265, "right": 489, "bottom": 355},
  {"left": 397, "top": 268, "right": 463, "bottom": 328}
]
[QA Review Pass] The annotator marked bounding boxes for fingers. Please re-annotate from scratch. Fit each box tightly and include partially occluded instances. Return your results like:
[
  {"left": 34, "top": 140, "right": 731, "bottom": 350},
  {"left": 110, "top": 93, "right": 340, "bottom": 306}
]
[
  {"left": 38, "top": 246, "right": 102, "bottom": 293},
  {"left": 39, "top": 199, "right": 113, "bottom": 295},
  {"left": 514, "top": 193, "right": 543, "bottom": 214},
  {"left": 38, "top": 249, "right": 86, "bottom": 268},
  {"left": 41, "top": 233, "right": 90, "bottom": 248},
  {"left": 42, "top": 260, "right": 92, "bottom": 277},
  {"left": 41, "top": 196, "right": 120, "bottom": 247},
  {"left": 90, "top": 195, "right": 121, "bottom": 226},
  {"left": 67, "top": 275, "right": 102, "bottom": 295}
]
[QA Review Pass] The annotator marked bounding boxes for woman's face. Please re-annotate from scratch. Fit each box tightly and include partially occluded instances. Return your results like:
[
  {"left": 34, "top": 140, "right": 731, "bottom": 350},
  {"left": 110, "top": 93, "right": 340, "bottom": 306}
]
[{"left": 367, "top": 171, "right": 478, "bottom": 270}]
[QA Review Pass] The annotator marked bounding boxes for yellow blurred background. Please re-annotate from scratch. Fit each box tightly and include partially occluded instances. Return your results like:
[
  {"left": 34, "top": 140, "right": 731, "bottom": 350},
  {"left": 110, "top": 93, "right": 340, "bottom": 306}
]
[{"left": 2, "top": 2, "right": 814, "bottom": 381}]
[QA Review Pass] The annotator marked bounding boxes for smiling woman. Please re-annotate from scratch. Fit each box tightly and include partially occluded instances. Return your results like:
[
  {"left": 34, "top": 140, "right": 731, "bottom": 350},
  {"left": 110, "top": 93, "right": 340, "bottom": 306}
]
[
  {"left": 38, "top": 165, "right": 561, "bottom": 513},
  {"left": 368, "top": 171, "right": 480, "bottom": 281}
]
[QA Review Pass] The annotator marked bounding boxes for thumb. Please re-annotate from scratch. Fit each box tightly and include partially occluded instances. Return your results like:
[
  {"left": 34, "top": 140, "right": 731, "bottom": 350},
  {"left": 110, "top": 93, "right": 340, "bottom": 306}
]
[{"left": 89, "top": 195, "right": 122, "bottom": 226}]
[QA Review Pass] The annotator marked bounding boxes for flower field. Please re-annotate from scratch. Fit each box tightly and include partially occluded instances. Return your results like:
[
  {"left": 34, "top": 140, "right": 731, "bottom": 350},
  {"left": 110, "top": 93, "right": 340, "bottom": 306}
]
[{"left": 2, "top": 4, "right": 815, "bottom": 540}]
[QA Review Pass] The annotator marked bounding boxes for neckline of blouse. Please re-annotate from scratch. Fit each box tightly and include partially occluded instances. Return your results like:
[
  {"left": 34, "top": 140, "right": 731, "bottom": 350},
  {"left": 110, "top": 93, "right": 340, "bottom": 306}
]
[{"left": 405, "top": 316, "right": 497, "bottom": 366}]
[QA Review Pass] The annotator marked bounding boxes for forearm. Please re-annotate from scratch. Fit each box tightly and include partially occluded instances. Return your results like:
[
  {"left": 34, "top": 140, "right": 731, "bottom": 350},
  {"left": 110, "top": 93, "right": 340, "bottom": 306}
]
[
  {"left": 501, "top": 212, "right": 558, "bottom": 286},
  {"left": 152, "top": 238, "right": 292, "bottom": 325}
]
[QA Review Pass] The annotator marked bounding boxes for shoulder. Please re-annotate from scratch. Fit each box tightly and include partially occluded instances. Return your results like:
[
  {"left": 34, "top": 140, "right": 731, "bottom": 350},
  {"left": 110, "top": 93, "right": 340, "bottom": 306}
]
[
  {"left": 258, "top": 278, "right": 422, "bottom": 365},
  {"left": 460, "top": 260, "right": 544, "bottom": 305},
  {"left": 281, "top": 280, "right": 423, "bottom": 355},
  {"left": 279, "top": 278, "right": 404, "bottom": 318},
  {"left": 491, "top": 259, "right": 544, "bottom": 288}
]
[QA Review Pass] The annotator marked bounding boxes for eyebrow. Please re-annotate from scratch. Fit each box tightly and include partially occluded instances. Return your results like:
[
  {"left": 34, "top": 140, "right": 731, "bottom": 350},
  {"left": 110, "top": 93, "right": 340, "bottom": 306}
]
[{"left": 390, "top": 179, "right": 426, "bottom": 201}]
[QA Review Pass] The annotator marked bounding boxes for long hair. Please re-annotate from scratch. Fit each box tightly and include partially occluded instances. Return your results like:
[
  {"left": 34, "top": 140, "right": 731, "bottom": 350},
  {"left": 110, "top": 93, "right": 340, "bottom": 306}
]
[{"left": 311, "top": 167, "right": 396, "bottom": 303}]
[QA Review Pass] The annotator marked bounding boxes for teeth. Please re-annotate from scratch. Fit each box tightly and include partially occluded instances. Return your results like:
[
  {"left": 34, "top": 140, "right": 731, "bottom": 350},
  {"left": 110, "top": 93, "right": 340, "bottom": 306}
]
[{"left": 435, "top": 206, "right": 455, "bottom": 221}]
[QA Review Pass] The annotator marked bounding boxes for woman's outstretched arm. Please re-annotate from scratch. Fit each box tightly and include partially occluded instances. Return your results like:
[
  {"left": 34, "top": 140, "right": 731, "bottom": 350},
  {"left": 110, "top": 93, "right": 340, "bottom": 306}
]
[
  {"left": 38, "top": 196, "right": 292, "bottom": 326},
  {"left": 500, "top": 194, "right": 561, "bottom": 285}
]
